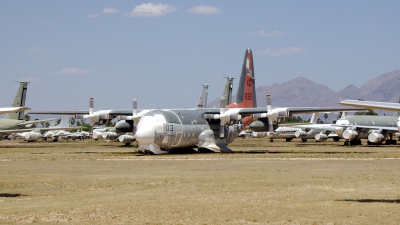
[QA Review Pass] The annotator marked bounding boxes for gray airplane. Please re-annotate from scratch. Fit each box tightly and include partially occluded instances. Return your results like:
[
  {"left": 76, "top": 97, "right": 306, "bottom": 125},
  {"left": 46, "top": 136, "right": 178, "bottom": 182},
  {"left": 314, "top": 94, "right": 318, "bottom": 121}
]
[
  {"left": 339, "top": 99, "right": 400, "bottom": 145},
  {"left": 197, "top": 84, "right": 209, "bottom": 108},
  {"left": 29, "top": 49, "right": 359, "bottom": 154},
  {"left": 0, "top": 82, "right": 50, "bottom": 138}
]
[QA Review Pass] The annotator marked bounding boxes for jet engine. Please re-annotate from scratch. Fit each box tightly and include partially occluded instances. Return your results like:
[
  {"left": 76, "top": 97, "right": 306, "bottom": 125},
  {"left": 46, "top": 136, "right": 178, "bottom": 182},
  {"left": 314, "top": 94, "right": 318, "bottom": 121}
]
[
  {"left": 295, "top": 130, "right": 307, "bottom": 138},
  {"left": 24, "top": 132, "right": 42, "bottom": 142},
  {"left": 368, "top": 133, "right": 385, "bottom": 143},
  {"left": 119, "top": 134, "right": 135, "bottom": 144},
  {"left": 102, "top": 131, "right": 118, "bottom": 140},
  {"left": 342, "top": 130, "right": 358, "bottom": 140},
  {"left": 92, "top": 132, "right": 104, "bottom": 140},
  {"left": 315, "top": 133, "right": 328, "bottom": 142}
]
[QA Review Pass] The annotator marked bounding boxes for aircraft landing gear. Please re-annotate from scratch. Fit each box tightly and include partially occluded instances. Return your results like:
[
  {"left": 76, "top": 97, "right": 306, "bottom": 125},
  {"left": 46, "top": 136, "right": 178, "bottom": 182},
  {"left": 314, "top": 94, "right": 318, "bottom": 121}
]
[
  {"left": 385, "top": 139, "right": 397, "bottom": 145},
  {"left": 344, "top": 139, "right": 362, "bottom": 146},
  {"left": 333, "top": 137, "right": 340, "bottom": 142}
]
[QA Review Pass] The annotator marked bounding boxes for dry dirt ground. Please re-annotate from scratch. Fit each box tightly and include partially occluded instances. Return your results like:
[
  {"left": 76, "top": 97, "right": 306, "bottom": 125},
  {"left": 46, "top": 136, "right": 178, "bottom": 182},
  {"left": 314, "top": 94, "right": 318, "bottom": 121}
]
[{"left": 1, "top": 138, "right": 400, "bottom": 224}]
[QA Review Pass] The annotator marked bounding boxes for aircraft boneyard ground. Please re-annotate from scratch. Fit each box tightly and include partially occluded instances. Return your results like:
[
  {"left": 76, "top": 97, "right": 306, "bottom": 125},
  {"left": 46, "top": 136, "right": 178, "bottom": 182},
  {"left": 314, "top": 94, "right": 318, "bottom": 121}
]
[{"left": 1, "top": 139, "right": 400, "bottom": 224}]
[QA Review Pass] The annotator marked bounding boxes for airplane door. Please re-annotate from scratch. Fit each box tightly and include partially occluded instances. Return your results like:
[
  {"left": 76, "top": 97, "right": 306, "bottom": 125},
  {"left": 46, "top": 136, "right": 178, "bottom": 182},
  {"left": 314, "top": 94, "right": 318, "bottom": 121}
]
[{"left": 161, "top": 123, "right": 178, "bottom": 149}]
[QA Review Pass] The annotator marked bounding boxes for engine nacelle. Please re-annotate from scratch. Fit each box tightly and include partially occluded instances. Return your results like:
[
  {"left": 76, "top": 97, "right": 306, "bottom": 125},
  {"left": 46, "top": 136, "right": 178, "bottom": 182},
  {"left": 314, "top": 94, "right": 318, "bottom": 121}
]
[
  {"left": 295, "top": 130, "right": 307, "bottom": 138},
  {"left": 92, "top": 132, "right": 104, "bottom": 140},
  {"left": 24, "top": 132, "right": 42, "bottom": 141},
  {"left": 102, "top": 131, "right": 118, "bottom": 140},
  {"left": 248, "top": 118, "right": 271, "bottom": 132},
  {"left": 115, "top": 120, "right": 134, "bottom": 133},
  {"left": 315, "top": 133, "right": 328, "bottom": 142},
  {"left": 342, "top": 130, "right": 358, "bottom": 140},
  {"left": 118, "top": 134, "right": 136, "bottom": 143},
  {"left": 368, "top": 133, "right": 385, "bottom": 143}
]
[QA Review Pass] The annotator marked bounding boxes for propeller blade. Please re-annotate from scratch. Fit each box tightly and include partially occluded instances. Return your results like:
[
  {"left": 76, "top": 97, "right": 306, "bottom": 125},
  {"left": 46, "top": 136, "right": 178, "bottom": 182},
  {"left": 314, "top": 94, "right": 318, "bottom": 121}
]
[
  {"left": 219, "top": 96, "right": 226, "bottom": 138},
  {"left": 132, "top": 98, "right": 138, "bottom": 135},
  {"left": 89, "top": 97, "right": 93, "bottom": 135}
]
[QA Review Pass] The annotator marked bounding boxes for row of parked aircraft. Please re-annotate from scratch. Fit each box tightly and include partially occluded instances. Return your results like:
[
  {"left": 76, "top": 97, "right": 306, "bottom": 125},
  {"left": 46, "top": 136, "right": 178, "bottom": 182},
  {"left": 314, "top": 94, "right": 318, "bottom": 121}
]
[{"left": 1, "top": 48, "right": 399, "bottom": 153}]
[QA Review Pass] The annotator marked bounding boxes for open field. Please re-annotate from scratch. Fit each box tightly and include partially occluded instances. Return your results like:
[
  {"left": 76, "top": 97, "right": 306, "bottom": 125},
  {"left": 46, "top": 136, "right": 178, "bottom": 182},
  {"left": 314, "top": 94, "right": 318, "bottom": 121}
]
[{"left": 1, "top": 138, "right": 400, "bottom": 224}]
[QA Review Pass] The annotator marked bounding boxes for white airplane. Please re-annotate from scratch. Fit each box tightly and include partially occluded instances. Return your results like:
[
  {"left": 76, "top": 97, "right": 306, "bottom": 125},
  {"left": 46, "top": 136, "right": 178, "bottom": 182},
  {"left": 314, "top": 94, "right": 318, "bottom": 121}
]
[
  {"left": 252, "top": 126, "right": 301, "bottom": 141},
  {"left": 253, "top": 113, "right": 319, "bottom": 142},
  {"left": 28, "top": 49, "right": 360, "bottom": 154},
  {"left": 281, "top": 113, "right": 341, "bottom": 142},
  {"left": 42, "top": 115, "right": 78, "bottom": 141}
]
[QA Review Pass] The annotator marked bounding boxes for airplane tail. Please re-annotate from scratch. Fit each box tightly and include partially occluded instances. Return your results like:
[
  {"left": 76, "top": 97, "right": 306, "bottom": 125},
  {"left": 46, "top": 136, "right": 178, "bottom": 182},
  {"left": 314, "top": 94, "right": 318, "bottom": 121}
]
[
  {"left": 227, "top": 48, "right": 256, "bottom": 108},
  {"left": 3, "top": 82, "right": 28, "bottom": 120},
  {"left": 220, "top": 77, "right": 234, "bottom": 107},
  {"left": 55, "top": 115, "right": 70, "bottom": 128},
  {"left": 197, "top": 84, "right": 209, "bottom": 108},
  {"left": 310, "top": 113, "right": 318, "bottom": 124}
]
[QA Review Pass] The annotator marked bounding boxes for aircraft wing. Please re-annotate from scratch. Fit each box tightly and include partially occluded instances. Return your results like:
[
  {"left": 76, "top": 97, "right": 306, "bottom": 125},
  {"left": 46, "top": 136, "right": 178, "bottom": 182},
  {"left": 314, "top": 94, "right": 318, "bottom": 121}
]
[
  {"left": 0, "top": 107, "right": 31, "bottom": 114},
  {"left": 0, "top": 126, "right": 83, "bottom": 135},
  {"left": 334, "top": 124, "right": 399, "bottom": 132},
  {"left": 28, "top": 110, "right": 89, "bottom": 115},
  {"left": 17, "top": 118, "right": 57, "bottom": 126},
  {"left": 232, "top": 107, "right": 363, "bottom": 116},
  {"left": 279, "top": 124, "right": 337, "bottom": 133},
  {"left": 340, "top": 99, "right": 400, "bottom": 112},
  {"left": 32, "top": 107, "right": 362, "bottom": 118}
]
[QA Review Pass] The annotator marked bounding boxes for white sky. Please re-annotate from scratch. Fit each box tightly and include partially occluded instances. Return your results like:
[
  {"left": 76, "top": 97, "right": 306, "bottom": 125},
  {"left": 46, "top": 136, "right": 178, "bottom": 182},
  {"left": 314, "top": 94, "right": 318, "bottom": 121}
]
[{"left": 1, "top": 1, "right": 399, "bottom": 110}]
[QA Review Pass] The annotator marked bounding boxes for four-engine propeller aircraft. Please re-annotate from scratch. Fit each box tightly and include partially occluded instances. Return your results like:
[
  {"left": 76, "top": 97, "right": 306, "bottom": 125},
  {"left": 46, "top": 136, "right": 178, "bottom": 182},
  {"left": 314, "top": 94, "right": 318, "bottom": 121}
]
[{"left": 28, "top": 49, "right": 360, "bottom": 154}]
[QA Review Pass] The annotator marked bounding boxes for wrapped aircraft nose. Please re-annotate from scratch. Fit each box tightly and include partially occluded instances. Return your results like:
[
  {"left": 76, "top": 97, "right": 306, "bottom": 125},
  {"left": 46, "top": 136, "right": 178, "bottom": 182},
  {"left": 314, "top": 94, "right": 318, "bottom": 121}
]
[{"left": 135, "top": 116, "right": 157, "bottom": 151}]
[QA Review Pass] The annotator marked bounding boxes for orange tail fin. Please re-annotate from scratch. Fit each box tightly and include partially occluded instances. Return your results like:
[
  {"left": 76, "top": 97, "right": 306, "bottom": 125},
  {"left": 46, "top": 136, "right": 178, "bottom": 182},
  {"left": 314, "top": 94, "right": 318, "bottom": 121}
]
[{"left": 227, "top": 48, "right": 256, "bottom": 108}]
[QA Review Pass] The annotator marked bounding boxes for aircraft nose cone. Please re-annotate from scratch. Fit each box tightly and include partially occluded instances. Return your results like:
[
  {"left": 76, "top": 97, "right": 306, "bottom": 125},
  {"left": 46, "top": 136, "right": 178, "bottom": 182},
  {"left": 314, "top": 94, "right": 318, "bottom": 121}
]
[{"left": 135, "top": 116, "right": 157, "bottom": 147}]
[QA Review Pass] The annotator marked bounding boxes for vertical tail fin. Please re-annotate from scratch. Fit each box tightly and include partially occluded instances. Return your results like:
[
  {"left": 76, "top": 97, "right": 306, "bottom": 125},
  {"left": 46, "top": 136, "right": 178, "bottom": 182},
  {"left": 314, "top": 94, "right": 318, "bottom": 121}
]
[
  {"left": 227, "top": 48, "right": 256, "bottom": 108},
  {"left": 55, "top": 115, "right": 70, "bottom": 128},
  {"left": 197, "top": 84, "right": 209, "bottom": 108},
  {"left": 220, "top": 77, "right": 234, "bottom": 107},
  {"left": 4, "top": 82, "right": 29, "bottom": 120},
  {"left": 309, "top": 113, "right": 318, "bottom": 124}
]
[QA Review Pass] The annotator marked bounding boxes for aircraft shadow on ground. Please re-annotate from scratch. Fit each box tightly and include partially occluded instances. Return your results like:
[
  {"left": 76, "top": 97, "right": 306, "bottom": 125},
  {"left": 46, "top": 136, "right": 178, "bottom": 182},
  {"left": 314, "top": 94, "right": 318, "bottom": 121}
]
[
  {"left": 70, "top": 150, "right": 377, "bottom": 155},
  {"left": 235, "top": 150, "right": 376, "bottom": 155},
  {"left": 338, "top": 199, "right": 400, "bottom": 204},
  {"left": 0, "top": 193, "right": 25, "bottom": 198}
]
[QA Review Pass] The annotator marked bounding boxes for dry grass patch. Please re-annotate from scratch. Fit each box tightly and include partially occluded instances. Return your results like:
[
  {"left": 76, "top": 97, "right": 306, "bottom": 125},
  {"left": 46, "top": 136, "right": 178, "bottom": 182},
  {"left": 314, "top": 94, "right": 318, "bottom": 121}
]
[{"left": 0, "top": 139, "right": 400, "bottom": 224}]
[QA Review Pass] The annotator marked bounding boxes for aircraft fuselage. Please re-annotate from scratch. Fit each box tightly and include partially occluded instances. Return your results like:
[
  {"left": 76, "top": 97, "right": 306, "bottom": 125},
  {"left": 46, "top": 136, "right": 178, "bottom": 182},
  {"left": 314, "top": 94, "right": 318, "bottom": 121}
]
[
  {"left": 0, "top": 119, "right": 24, "bottom": 130},
  {"left": 133, "top": 109, "right": 240, "bottom": 154}
]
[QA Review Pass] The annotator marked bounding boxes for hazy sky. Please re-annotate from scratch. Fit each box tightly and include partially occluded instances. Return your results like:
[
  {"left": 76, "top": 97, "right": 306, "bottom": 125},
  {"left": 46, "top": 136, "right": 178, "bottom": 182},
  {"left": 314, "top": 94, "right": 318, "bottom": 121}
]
[{"left": 1, "top": 1, "right": 399, "bottom": 111}]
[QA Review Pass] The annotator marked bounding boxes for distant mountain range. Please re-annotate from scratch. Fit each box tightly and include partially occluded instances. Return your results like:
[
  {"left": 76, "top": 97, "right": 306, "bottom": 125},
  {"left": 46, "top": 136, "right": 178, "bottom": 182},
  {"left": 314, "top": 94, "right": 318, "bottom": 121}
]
[{"left": 209, "top": 70, "right": 400, "bottom": 108}]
